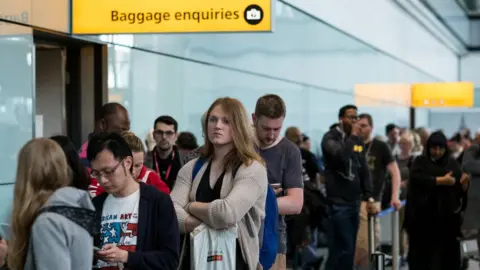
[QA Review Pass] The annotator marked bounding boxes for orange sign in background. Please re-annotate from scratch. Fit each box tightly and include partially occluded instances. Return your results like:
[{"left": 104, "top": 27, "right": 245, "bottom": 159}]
[
  {"left": 355, "top": 82, "right": 475, "bottom": 108},
  {"left": 411, "top": 82, "right": 474, "bottom": 108},
  {"left": 354, "top": 83, "right": 411, "bottom": 107}
]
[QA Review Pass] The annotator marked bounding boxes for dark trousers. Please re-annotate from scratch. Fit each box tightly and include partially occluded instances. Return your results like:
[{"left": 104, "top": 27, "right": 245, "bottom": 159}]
[
  {"left": 326, "top": 203, "right": 360, "bottom": 270},
  {"left": 408, "top": 231, "right": 461, "bottom": 270}
]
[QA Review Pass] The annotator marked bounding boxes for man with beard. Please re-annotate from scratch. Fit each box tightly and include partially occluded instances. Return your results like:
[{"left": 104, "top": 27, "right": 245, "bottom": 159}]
[
  {"left": 253, "top": 94, "right": 304, "bottom": 270},
  {"left": 145, "top": 115, "right": 185, "bottom": 190},
  {"left": 321, "top": 104, "right": 376, "bottom": 270}
]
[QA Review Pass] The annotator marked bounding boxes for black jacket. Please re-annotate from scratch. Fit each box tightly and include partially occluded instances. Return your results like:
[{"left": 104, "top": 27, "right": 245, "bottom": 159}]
[
  {"left": 93, "top": 182, "right": 180, "bottom": 270},
  {"left": 404, "top": 131, "right": 465, "bottom": 236},
  {"left": 321, "top": 127, "right": 372, "bottom": 204}
]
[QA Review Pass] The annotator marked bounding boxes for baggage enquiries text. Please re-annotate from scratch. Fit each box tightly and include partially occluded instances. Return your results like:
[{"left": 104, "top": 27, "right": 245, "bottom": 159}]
[{"left": 111, "top": 9, "right": 240, "bottom": 24}]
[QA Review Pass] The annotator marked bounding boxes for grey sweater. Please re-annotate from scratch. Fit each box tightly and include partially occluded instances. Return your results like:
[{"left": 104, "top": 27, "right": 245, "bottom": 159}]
[
  {"left": 24, "top": 187, "right": 95, "bottom": 270},
  {"left": 171, "top": 159, "right": 268, "bottom": 269}
]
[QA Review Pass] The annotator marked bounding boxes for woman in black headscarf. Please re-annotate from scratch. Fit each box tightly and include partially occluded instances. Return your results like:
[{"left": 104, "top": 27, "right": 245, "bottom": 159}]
[{"left": 405, "top": 131, "right": 468, "bottom": 270}]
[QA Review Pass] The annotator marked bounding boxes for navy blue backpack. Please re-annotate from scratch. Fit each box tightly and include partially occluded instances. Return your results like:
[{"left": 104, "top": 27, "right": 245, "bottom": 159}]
[{"left": 192, "top": 158, "right": 279, "bottom": 269}]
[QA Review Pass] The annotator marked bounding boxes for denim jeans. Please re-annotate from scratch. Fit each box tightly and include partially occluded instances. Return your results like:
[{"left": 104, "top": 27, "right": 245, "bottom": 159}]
[{"left": 326, "top": 203, "right": 361, "bottom": 270}]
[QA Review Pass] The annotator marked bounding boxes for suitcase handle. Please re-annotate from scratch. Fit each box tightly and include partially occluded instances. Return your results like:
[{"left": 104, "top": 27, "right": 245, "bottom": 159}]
[
  {"left": 369, "top": 214, "right": 386, "bottom": 270},
  {"left": 367, "top": 197, "right": 377, "bottom": 258},
  {"left": 371, "top": 252, "right": 386, "bottom": 270},
  {"left": 368, "top": 213, "right": 376, "bottom": 258}
]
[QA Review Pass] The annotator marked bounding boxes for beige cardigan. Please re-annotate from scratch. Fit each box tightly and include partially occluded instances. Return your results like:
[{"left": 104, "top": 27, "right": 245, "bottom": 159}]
[{"left": 171, "top": 158, "right": 268, "bottom": 269}]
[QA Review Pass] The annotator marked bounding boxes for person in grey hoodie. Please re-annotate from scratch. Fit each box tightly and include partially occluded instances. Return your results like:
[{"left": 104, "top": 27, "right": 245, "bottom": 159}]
[
  {"left": 8, "top": 138, "right": 96, "bottom": 270},
  {"left": 23, "top": 186, "right": 96, "bottom": 270}
]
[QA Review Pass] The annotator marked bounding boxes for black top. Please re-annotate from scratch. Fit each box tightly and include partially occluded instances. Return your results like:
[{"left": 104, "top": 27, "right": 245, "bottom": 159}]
[
  {"left": 196, "top": 163, "right": 225, "bottom": 203},
  {"left": 404, "top": 132, "right": 466, "bottom": 237},
  {"left": 151, "top": 146, "right": 182, "bottom": 190},
  {"left": 453, "top": 151, "right": 465, "bottom": 165},
  {"left": 300, "top": 148, "right": 321, "bottom": 182},
  {"left": 321, "top": 127, "right": 372, "bottom": 204},
  {"left": 92, "top": 183, "right": 180, "bottom": 270},
  {"left": 365, "top": 138, "right": 395, "bottom": 201},
  {"left": 196, "top": 164, "right": 247, "bottom": 270}
]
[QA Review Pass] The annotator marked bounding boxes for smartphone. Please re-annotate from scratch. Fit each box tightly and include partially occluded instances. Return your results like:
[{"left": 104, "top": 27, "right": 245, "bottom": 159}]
[
  {"left": 270, "top": 183, "right": 281, "bottom": 189},
  {"left": 0, "top": 223, "right": 11, "bottom": 241},
  {"left": 93, "top": 246, "right": 102, "bottom": 252}
]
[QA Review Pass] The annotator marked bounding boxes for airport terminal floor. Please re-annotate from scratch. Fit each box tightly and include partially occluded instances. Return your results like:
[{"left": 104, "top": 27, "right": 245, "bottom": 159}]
[{"left": 2, "top": 0, "right": 480, "bottom": 269}]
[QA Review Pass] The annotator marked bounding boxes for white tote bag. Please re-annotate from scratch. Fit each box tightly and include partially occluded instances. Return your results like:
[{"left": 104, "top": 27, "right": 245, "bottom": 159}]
[{"left": 190, "top": 224, "right": 237, "bottom": 270}]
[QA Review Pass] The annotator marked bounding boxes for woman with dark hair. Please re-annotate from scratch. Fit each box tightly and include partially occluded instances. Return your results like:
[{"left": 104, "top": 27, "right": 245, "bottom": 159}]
[{"left": 50, "top": 135, "right": 90, "bottom": 191}]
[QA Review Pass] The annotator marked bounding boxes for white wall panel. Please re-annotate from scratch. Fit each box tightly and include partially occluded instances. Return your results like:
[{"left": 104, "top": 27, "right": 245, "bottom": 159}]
[{"left": 283, "top": 0, "right": 459, "bottom": 81}]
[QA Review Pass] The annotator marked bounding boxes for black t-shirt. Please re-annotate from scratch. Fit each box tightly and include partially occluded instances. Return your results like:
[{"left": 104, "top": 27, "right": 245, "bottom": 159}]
[
  {"left": 365, "top": 138, "right": 394, "bottom": 201},
  {"left": 155, "top": 147, "right": 182, "bottom": 190},
  {"left": 300, "top": 148, "right": 320, "bottom": 182}
]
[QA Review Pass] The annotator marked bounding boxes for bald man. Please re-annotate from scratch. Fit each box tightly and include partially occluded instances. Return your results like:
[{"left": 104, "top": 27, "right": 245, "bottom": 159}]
[{"left": 79, "top": 102, "right": 130, "bottom": 166}]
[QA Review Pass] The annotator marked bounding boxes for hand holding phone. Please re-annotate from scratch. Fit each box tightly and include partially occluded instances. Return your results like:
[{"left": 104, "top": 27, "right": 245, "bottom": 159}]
[
  {"left": 270, "top": 183, "right": 281, "bottom": 189},
  {"left": 270, "top": 183, "right": 283, "bottom": 195}
]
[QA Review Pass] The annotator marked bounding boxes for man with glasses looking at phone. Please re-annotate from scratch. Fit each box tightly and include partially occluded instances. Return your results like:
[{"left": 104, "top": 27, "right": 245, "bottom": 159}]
[
  {"left": 321, "top": 104, "right": 377, "bottom": 270},
  {"left": 145, "top": 116, "right": 185, "bottom": 190},
  {"left": 88, "top": 132, "right": 179, "bottom": 270}
]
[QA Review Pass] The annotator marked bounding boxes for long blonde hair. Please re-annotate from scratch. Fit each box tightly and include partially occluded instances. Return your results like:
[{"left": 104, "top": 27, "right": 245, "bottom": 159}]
[
  {"left": 202, "top": 97, "right": 265, "bottom": 171},
  {"left": 8, "top": 138, "right": 70, "bottom": 270}
]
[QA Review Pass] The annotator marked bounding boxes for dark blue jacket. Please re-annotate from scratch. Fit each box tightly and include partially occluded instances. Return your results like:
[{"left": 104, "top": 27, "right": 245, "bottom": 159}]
[{"left": 92, "top": 182, "right": 180, "bottom": 270}]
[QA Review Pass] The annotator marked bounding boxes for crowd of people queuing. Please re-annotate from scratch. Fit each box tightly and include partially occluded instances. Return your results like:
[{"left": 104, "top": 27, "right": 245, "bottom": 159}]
[{"left": 0, "top": 93, "right": 477, "bottom": 270}]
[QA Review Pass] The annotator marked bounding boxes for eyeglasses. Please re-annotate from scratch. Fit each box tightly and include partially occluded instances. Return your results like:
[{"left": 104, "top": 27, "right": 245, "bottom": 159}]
[
  {"left": 90, "top": 159, "right": 124, "bottom": 179},
  {"left": 153, "top": 130, "right": 175, "bottom": 138},
  {"left": 346, "top": 115, "right": 359, "bottom": 121}
]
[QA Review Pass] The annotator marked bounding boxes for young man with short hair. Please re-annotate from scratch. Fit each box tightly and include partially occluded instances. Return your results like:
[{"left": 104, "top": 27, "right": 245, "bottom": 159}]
[
  {"left": 88, "top": 132, "right": 179, "bottom": 270},
  {"left": 253, "top": 94, "right": 304, "bottom": 270},
  {"left": 386, "top": 123, "right": 401, "bottom": 156},
  {"left": 82, "top": 102, "right": 131, "bottom": 197},
  {"left": 355, "top": 113, "right": 401, "bottom": 267},
  {"left": 145, "top": 115, "right": 185, "bottom": 190}
]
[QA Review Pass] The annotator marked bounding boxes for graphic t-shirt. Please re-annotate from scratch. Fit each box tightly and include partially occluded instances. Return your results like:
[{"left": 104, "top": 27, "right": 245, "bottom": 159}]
[
  {"left": 98, "top": 189, "right": 140, "bottom": 270},
  {"left": 365, "top": 138, "right": 394, "bottom": 201}
]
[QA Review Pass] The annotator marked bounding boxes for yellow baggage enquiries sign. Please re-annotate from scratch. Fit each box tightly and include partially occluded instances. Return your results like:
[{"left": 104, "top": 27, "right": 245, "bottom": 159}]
[{"left": 71, "top": 0, "right": 272, "bottom": 34}]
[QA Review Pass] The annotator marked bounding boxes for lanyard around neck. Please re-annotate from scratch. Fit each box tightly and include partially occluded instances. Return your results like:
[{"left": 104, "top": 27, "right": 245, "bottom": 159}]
[{"left": 154, "top": 149, "right": 175, "bottom": 182}]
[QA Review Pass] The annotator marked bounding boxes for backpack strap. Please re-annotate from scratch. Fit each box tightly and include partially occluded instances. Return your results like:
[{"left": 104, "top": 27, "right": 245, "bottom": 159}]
[
  {"left": 192, "top": 158, "right": 242, "bottom": 181},
  {"left": 38, "top": 205, "right": 98, "bottom": 237},
  {"left": 192, "top": 158, "right": 206, "bottom": 180}
]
